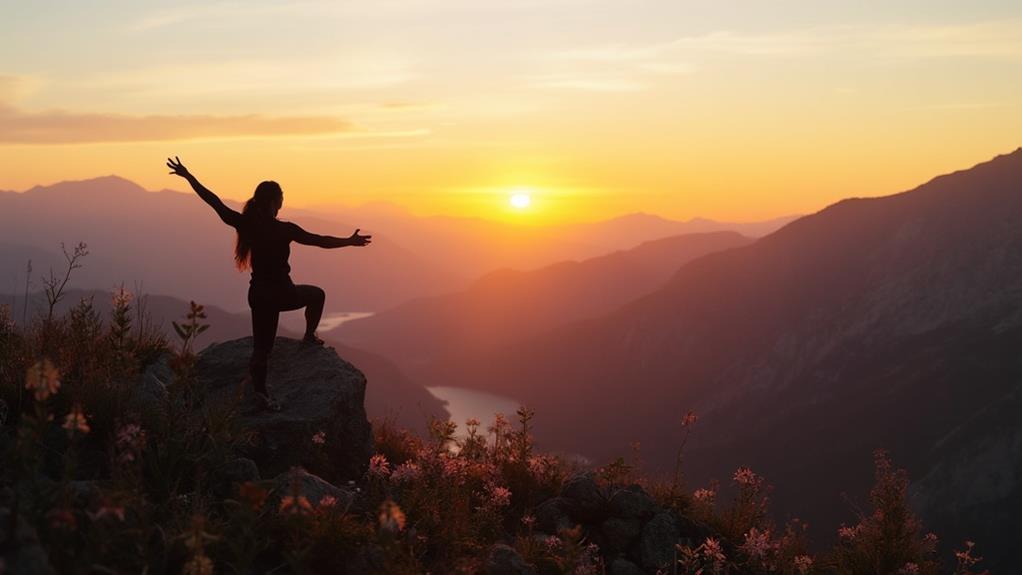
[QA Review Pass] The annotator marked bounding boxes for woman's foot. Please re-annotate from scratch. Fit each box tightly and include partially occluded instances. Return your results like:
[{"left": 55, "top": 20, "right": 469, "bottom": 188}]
[
  {"left": 302, "top": 333, "right": 324, "bottom": 346},
  {"left": 254, "top": 391, "right": 282, "bottom": 412}
]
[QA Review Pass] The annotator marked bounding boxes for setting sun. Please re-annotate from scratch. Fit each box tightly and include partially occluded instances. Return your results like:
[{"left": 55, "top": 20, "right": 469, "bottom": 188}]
[{"left": 509, "top": 192, "right": 532, "bottom": 209}]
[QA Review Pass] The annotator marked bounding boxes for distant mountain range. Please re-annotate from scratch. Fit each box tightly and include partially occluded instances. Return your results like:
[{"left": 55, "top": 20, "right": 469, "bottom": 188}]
[
  {"left": 332, "top": 231, "right": 753, "bottom": 378},
  {"left": 384, "top": 148, "right": 1022, "bottom": 566},
  {"left": 0, "top": 176, "right": 794, "bottom": 314}
]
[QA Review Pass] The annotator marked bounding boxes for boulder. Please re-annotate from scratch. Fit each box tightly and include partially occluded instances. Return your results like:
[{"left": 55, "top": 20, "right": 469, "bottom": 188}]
[
  {"left": 195, "top": 337, "right": 373, "bottom": 481},
  {"left": 638, "top": 512, "right": 680, "bottom": 571},
  {"left": 533, "top": 497, "right": 574, "bottom": 534},
  {"left": 484, "top": 544, "right": 536, "bottom": 575},
  {"left": 270, "top": 468, "right": 357, "bottom": 510},
  {"left": 608, "top": 557, "right": 645, "bottom": 575},
  {"left": 601, "top": 517, "right": 642, "bottom": 553},
  {"left": 560, "top": 472, "right": 607, "bottom": 523},
  {"left": 608, "top": 484, "right": 656, "bottom": 520}
]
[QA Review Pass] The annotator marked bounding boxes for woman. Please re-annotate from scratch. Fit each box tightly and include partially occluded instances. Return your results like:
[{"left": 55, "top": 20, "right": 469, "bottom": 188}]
[{"left": 167, "top": 157, "right": 371, "bottom": 411}]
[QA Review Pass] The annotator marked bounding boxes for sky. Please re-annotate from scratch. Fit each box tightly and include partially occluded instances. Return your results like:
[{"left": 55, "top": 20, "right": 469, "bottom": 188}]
[{"left": 1, "top": 0, "right": 1021, "bottom": 224}]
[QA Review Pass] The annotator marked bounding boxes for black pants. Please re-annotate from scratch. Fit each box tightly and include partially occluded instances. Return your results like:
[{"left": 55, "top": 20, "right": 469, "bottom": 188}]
[{"left": 248, "top": 282, "right": 325, "bottom": 395}]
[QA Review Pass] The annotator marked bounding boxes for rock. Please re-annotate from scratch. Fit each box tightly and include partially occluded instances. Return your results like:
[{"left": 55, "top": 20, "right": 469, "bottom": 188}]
[
  {"left": 601, "top": 517, "right": 642, "bottom": 552},
  {"left": 484, "top": 544, "right": 536, "bottom": 575},
  {"left": 560, "top": 472, "right": 607, "bottom": 523},
  {"left": 132, "top": 353, "right": 173, "bottom": 410},
  {"left": 608, "top": 557, "right": 645, "bottom": 575},
  {"left": 270, "top": 467, "right": 356, "bottom": 509},
  {"left": 638, "top": 512, "right": 680, "bottom": 571},
  {"left": 608, "top": 484, "right": 656, "bottom": 520},
  {"left": 534, "top": 497, "right": 574, "bottom": 534},
  {"left": 195, "top": 337, "right": 373, "bottom": 480}
]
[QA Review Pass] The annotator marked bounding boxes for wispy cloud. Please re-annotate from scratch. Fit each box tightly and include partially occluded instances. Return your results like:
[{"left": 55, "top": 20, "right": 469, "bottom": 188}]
[{"left": 0, "top": 104, "right": 351, "bottom": 144}]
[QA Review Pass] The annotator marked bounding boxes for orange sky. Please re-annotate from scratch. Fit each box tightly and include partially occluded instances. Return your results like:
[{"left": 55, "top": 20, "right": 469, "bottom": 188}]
[{"left": 2, "top": 1, "right": 1021, "bottom": 224}]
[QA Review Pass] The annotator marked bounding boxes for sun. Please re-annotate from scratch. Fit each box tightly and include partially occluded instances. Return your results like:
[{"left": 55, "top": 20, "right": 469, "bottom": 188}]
[{"left": 509, "top": 191, "right": 532, "bottom": 209}]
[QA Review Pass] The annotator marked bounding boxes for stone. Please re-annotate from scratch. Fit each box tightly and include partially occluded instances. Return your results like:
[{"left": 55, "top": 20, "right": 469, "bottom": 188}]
[
  {"left": 608, "top": 557, "right": 645, "bottom": 575},
  {"left": 270, "top": 467, "right": 357, "bottom": 509},
  {"left": 560, "top": 472, "right": 607, "bottom": 523},
  {"left": 484, "top": 543, "right": 537, "bottom": 575},
  {"left": 638, "top": 512, "right": 680, "bottom": 571},
  {"left": 608, "top": 484, "right": 657, "bottom": 520},
  {"left": 601, "top": 517, "right": 643, "bottom": 552},
  {"left": 534, "top": 497, "right": 574, "bottom": 534},
  {"left": 195, "top": 337, "right": 373, "bottom": 480}
]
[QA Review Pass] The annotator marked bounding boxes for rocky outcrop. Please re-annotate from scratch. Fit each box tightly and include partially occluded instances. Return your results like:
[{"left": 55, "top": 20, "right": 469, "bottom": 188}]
[{"left": 194, "top": 337, "right": 373, "bottom": 481}]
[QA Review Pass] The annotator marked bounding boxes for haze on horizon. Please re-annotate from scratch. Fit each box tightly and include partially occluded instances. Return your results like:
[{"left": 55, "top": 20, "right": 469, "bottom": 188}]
[{"left": 2, "top": 0, "right": 1021, "bottom": 224}]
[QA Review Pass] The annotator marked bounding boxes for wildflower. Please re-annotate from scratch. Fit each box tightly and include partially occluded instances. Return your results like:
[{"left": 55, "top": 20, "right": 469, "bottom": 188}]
[
  {"left": 319, "top": 495, "right": 338, "bottom": 510},
  {"left": 488, "top": 485, "right": 512, "bottom": 507},
  {"left": 466, "top": 417, "right": 481, "bottom": 428},
  {"left": 25, "top": 359, "right": 60, "bottom": 401},
  {"left": 681, "top": 410, "right": 699, "bottom": 427},
  {"left": 279, "top": 495, "right": 313, "bottom": 515},
  {"left": 837, "top": 524, "right": 862, "bottom": 540},
  {"left": 62, "top": 406, "right": 90, "bottom": 436},
  {"left": 898, "top": 563, "right": 920, "bottom": 575},
  {"left": 793, "top": 554, "right": 814, "bottom": 574},
  {"left": 47, "top": 508, "right": 77, "bottom": 531},
  {"left": 922, "top": 532, "right": 939, "bottom": 551},
  {"left": 521, "top": 514, "right": 536, "bottom": 528},
  {"left": 312, "top": 430, "right": 326, "bottom": 445},
  {"left": 441, "top": 455, "right": 469, "bottom": 481},
  {"left": 89, "top": 504, "right": 126, "bottom": 522},
  {"left": 378, "top": 499, "right": 406, "bottom": 533},
  {"left": 390, "top": 461, "right": 422, "bottom": 484},
  {"left": 741, "top": 527, "right": 773, "bottom": 560},
  {"left": 732, "top": 466, "right": 760, "bottom": 487},
  {"left": 112, "top": 287, "right": 133, "bottom": 308},
  {"left": 693, "top": 488, "right": 716, "bottom": 503},
  {"left": 700, "top": 537, "right": 726, "bottom": 565},
  {"left": 183, "top": 554, "right": 213, "bottom": 575},
  {"left": 238, "top": 482, "right": 268, "bottom": 511},
  {"left": 544, "top": 535, "right": 562, "bottom": 552},
  {"left": 368, "top": 453, "right": 391, "bottom": 478},
  {"left": 954, "top": 541, "right": 982, "bottom": 571},
  {"left": 115, "top": 423, "right": 146, "bottom": 464}
]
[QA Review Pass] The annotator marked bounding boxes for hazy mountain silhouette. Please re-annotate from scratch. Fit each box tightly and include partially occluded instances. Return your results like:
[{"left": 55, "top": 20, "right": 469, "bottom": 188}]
[
  {"left": 0, "top": 176, "right": 793, "bottom": 313},
  {"left": 332, "top": 231, "right": 753, "bottom": 377},
  {"left": 413, "top": 148, "right": 1022, "bottom": 563},
  {"left": 5, "top": 288, "right": 447, "bottom": 433}
]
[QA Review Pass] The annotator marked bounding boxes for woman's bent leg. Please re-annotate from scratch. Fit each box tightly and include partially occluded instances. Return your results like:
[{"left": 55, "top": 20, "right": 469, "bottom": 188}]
[
  {"left": 249, "top": 306, "right": 280, "bottom": 396},
  {"left": 295, "top": 284, "right": 326, "bottom": 340}
]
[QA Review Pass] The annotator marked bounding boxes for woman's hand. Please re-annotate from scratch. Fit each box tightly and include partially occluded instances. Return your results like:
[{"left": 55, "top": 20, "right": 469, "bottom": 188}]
[
  {"left": 166, "top": 156, "right": 191, "bottom": 178},
  {"left": 348, "top": 229, "right": 372, "bottom": 247}
]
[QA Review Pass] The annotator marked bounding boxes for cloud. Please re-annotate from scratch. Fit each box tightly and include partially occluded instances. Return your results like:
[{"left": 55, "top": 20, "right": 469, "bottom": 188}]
[{"left": 0, "top": 103, "right": 352, "bottom": 144}]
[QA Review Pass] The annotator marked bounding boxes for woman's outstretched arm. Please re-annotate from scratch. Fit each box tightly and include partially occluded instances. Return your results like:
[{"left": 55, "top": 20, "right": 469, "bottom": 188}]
[
  {"left": 167, "top": 156, "right": 242, "bottom": 227},
  {"left": 289, "top": 223, "right": 373, "bottom": 249}
]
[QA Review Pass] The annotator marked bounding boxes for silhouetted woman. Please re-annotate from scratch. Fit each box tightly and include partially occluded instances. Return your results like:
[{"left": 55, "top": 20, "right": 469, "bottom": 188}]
[{"left": 168, "top": 157, "right": 371, "bottom": 411}]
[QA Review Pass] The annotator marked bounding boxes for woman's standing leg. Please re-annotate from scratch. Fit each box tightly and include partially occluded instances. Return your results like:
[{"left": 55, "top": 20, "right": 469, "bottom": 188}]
[{"left": 249, "top": 305, "right": 280, "bottom": 397}]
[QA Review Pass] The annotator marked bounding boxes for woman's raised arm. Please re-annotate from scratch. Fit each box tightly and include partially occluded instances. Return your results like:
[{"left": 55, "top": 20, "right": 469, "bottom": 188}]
[
  {"left": 289, "top": 223, "right": 372, "bottom": 249},
  {"left": 167, "top": 156, "right": 242, "bottom": 227}
]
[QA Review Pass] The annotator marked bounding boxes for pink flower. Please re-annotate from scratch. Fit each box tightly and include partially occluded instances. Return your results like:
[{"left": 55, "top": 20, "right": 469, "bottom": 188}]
[
  {"left": 488, "top": 485, "right": 512, "bottom": 507},
  {"left": 390, "top": 461, "right": 422, "bottom": 484},
  {"left": 545, "top": 535, "right": 562, "bottom": 552},
  {"left": 368, "top": 454, "right": 391, "bottom": 478},
  {"left": 319, "top": 495, "right": 338, "bottom": 510},
  {"left": 732, "top": 466, "right": 760, "bottom": 487},
  {"left": 115, "top": 423, "right": 146, "bottom": 464},
  {"left": 700, "top": 537, "right": 726, "bottom": 565},
  {"left": 89, "top": 504, "right": 126, "bottom": 522},
  {"left": 378, "top": 500, "right": 406, "bottom": 533},
  {"left": 793, "top": 555, "right": 813, "bottom": 574},
  {"left": 62, "top": 406, "right": 90, "bottom": 436},
  {"left": 837, "top": 524, "right": 863, "bottom": 540},
  {"left": 741, "top": 527, "right": 773, "bottom": 559},
  {"left": 312, "top": 431, "right": 326, "bottom": 445},
  {"left": 521, "top": 514, "right": 536, "bottom": 528},
  {"left": 465, "top": 417, "right": 481, "bottom": 428},
  {"left": 25, "top": 360, "right": 60, "bottom": 401},
  {"left": 898, "top": 563, "right": 920, "bottom": 575},
  {"left": 279, "top": 495, "right": 313, "bottom": 515},
  {"left": 693, "top": 488, "right": 716, "bottom": 503},
  {"left": 112, "top": 287, "right": 133, "bottom": 308},
  {"left": 681, "top": 410, "right": 699, "bottom": 427}
]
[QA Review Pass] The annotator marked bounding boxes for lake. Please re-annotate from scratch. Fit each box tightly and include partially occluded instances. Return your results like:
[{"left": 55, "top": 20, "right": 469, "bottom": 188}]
[
  {"left": 281, "top": 310, "right": 374, "bottom": 333},
  {"left": 426, "top": 386, "right": 522, "bottom": 438}
]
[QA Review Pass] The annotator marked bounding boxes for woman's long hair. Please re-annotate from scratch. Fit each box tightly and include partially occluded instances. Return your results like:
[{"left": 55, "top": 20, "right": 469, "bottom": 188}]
[{"left": 235, "top": 181, "right": 283, "bottom": 270}]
